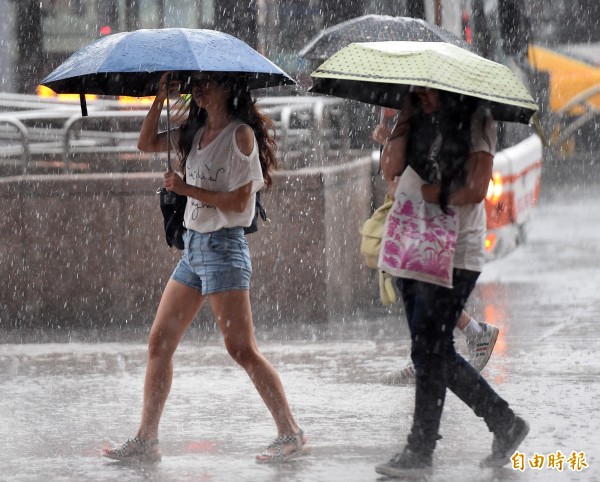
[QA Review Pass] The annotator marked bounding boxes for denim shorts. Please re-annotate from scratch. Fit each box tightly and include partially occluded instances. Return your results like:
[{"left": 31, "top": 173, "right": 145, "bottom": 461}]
[{"left": 171, "top": 227, "right": 252, "bottom": 295}]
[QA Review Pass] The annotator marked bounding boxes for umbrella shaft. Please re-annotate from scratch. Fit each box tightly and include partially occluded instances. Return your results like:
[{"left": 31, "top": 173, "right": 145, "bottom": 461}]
[{"left": 166, "top": 78, "right": 172, "bottom": 173}]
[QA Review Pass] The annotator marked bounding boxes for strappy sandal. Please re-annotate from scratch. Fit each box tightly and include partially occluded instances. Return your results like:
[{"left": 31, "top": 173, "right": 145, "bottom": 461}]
[
  {"left": 255, "top": 429, "right": 307, "bottom": 464},
  {"left": 102, "top": 437, "right": 161, "bottom": 462}
]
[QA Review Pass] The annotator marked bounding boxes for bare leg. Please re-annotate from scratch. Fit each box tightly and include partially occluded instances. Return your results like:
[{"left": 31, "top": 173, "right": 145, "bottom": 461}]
[
  {"left": 210, "top": 289, "right": 300, "bottom": 437},
  {"left": 136, "top": 279, "right": 205, "bottom": 440}
]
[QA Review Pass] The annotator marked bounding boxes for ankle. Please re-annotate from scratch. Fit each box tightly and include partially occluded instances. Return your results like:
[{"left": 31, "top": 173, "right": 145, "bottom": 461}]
[
  {"left": 493, "top": 412, "right": 516, "bottom": 436},
  {"left": 136, "top": 429, "right": 158, "bottom": 441},
  {"left": 278, "top": 426, "right": 301, "bottom": 438},
  {"left": 134, "top": 434, "right": 159, "bottom": 445},
  {"left": 462, "top": 318, "right": 483, "bottom": 338}
]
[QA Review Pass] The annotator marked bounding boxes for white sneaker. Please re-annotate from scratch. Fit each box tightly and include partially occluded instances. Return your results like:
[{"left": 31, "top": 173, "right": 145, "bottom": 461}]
[
  {"left": 381, "top": 362, "right": 416, "bottom": 386},
  {"left": 466, "top": 322, "right": 499, "bottom": 372}
]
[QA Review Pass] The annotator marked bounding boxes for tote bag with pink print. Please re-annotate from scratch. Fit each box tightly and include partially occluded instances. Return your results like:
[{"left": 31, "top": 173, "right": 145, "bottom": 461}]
[{"left": 378, "top": 166, "right": 458, "bottom": 288}]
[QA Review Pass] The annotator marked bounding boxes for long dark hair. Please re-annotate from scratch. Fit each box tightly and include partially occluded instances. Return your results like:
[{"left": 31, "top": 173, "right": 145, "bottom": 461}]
[
  {"left": 406, "top": 90, "right": 484, "bottom": 212},
  {"left": 172, "top": 74, "right": 279, "bottom": 188}
]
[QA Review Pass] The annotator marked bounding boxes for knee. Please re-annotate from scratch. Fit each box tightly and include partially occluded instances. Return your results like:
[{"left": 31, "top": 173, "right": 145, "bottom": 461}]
[
  {"left": 147, "top": 330, "right": 176, "bottom": 361},
  {"left": 225, "top": 341, "right": 260, "bottom": 369},
  {"left": 411, "top": 332, "right": 438, "bottom": 355},
  {"left": 411, "top": 333, "right": 451, "bottom": 369}
]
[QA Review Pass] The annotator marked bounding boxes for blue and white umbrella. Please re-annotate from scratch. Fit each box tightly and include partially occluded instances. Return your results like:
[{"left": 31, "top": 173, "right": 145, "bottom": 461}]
[{"left": 41, "top": 28, "right": 295, "bottom": 101}]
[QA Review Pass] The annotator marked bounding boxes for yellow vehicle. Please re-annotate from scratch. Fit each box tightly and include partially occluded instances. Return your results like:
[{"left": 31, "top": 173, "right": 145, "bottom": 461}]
[
  {"left": 528, "top": 44, "right": 600, "bottom": 154},
  {"left": 524, "top": 0, "right": 600, "bottom": 154},
  {"left": 529, "top": 45, "right": 600, "bottom": 115}
]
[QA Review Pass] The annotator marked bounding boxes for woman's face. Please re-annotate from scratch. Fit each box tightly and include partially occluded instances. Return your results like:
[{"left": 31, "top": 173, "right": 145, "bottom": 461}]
[
  {"left": 190, "top": 74, "right": 229, "bottom": 109},
  {"left": 414, "top": 87, "right": 440, "bottom": 114}
]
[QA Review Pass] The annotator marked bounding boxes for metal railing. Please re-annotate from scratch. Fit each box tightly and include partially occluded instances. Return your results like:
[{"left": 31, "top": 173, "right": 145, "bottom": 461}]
[{"left": 0, "top": 93, "right": 350, "bottom": 175}]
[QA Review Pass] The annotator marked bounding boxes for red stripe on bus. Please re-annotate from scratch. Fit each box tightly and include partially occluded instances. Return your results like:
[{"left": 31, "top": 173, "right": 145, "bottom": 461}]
[{"left": 495, "top": 159, "right": 543, "bottom": 184}]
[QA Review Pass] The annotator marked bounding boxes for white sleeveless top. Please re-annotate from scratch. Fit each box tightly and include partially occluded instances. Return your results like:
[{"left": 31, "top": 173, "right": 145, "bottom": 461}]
[{"left": 182, "top": 120, "right": 264, "bottom": 233}]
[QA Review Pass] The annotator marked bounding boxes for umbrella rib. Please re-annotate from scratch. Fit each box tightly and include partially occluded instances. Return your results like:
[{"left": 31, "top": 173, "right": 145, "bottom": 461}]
[{"left": 314, "top": 69, "right": 537, "bottom": 106}]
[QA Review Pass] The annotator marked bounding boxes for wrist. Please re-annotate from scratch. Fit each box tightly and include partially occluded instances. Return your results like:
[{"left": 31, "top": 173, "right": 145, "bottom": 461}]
[
  {"left": 181, "top": 183, "right": 192, "bottom": 197},
  {"left": 422, "top": 184, "right": 440, "bottom": 203}
]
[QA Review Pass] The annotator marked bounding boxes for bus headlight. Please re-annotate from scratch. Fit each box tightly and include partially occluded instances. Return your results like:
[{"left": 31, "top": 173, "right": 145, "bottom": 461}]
[{"left": 486, "top": 172, "right": 503, "bottom": 203}]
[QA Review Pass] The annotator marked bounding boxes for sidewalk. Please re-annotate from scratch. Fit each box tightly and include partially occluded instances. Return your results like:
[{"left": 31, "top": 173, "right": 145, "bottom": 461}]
[{"left": 0, "top": 311, "right": 597, "bottom": 481}]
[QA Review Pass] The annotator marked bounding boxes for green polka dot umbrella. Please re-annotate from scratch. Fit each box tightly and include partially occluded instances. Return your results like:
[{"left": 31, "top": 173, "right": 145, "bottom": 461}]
[{"left": 309, "top": 41, "right": 538, "bottom": 124}]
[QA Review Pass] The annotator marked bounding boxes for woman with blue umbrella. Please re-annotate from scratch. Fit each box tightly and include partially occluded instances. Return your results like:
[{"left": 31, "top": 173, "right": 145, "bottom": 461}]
[
  {"left": 47, "top": 28, "right": 312, "bottom": 463},
  {"left": 102, "top": 72, "right": 306, "bottom": 463},
  {"left": 82, "top": 37, "right": 307, "bottom": 463}
]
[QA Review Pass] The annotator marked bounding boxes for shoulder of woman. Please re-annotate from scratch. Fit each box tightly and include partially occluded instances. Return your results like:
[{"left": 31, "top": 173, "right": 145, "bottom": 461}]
[
  {"left": 470, "top": 105, "right": 497, "bottom": 153},
  {"left": 234, "top": 123, "right": 255, "bottom": 157},
  {"left": 468, "top": 106, "right": 495, "bottom": 134},
  {"left": 472, "top": 105, "right": 493, "bottom": 122}
]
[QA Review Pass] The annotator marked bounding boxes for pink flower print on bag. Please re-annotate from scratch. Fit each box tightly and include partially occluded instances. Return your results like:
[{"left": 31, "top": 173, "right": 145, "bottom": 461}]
[
  {"left": 399, "top": 199, "right": 416, "bottom": 217},
  {"left": 378, "top": 183, "right": 458, "bottom": 288}
]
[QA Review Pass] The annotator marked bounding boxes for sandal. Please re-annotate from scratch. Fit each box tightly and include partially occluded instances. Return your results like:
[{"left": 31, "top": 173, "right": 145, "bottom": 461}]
[
  {"left": 102, "top": 437, "right": 161, "bottom": 462},
  {"left": 255, "top": 429, "right": 307, "bottom": 464}
]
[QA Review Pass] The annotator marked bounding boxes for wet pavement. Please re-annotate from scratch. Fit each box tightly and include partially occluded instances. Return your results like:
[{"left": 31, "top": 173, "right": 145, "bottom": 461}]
[{"left": 1, "top": 163, "right": 599, "bottom": 481}]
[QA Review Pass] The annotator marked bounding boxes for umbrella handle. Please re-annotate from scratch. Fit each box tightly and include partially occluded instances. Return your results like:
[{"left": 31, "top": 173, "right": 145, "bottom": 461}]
[{"left": 80, "top": 94, "right": 88, "bottom": 117}]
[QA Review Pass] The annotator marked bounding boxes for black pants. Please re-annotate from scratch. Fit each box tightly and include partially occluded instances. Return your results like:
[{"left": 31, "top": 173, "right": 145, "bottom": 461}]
[{"left": 397, "top": 269, "right": 514, "bottom": 456}]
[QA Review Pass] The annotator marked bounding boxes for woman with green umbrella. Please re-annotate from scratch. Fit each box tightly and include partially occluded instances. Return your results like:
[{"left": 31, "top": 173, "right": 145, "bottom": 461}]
[
  {"left": 374, "top": 86, "right": 529, "bottom": 477},
  {"left": 309, "top": 40, "right": 537, "bottom": 476},
  {"left": 102, "top": 72, "right": 306, "bottom": 463}
]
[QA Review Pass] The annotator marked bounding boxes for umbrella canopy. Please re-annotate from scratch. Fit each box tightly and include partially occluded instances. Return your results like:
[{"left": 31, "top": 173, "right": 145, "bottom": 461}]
[
  {"left": 299, "top": 14, "right": 472, "bottom": 61},
  {"left": 309, "top": 41, "right": 538, "bottom": 124},
  {"left": 41, "top": 28, "right": 295, "bottom": 97}
]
